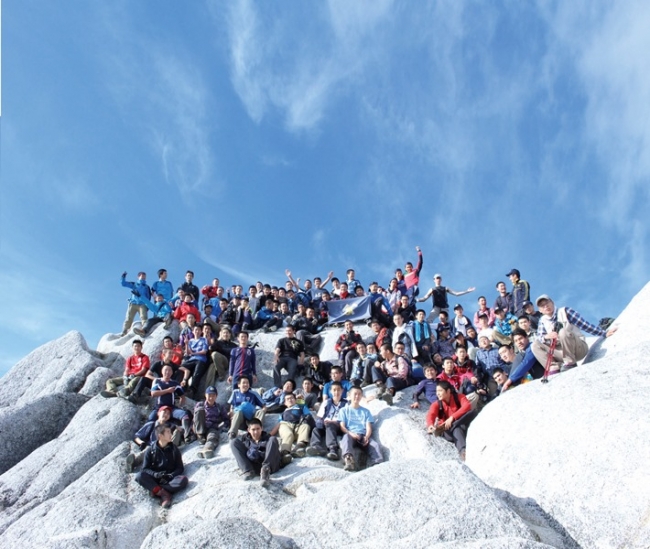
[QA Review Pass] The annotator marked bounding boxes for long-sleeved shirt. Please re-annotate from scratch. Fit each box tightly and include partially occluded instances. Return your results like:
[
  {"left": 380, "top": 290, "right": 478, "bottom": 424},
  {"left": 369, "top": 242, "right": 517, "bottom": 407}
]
[
  {"left": 229, "top": 347, "right": 257, "bottom": 379},
  {"left": 381, "top": 356, "right": 409, "bottom": 380},
  {"left": 426, "top": 393, "right": 472, "bottom": 426},
  {"left": 536, "top": 306, "right": 606, "bottom": 341},
  {"left": 142, "top": 442, "right": 184, "bottom": 478}
]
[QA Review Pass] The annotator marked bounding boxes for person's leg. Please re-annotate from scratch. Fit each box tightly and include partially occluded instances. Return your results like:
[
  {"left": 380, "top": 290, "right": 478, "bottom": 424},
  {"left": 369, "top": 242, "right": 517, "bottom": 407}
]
[
  {"left": 558, "top": 327, "right": 589, "bottom": 364},
  {"left": 309, "top": 426, "right": 327, "bottom": 451},
  {"left": 205, "top": 427, "right": 220, "bottom": 450},
  {"left": 135, "top": 471, "right": 159, "bottom": 492},
  {"left": 229, "top": 410, "right": 245, "bottom": 437},
  {"left": 264, "top": 434, "right": 282, "bottom": 473},
  {"left": 122, "top": 303, "right": 138, "bottom": 334},
  {"left": 340, "top": 433, "right": 354, "bottom": 457},
  {"left": 365, "top": 437, "right": 384, "bottom": 465},
  {"left": 531, "top": 340, "right": 563, "bottom": 372},
  {"left": 371, "top": 367, "right": 387, "bottom": 385},
  {"left": 105, "top": 377, "right": 124, "bottom": 393},
  {"left": 278, "top": 422, "right": 296, "bottom": 453},
  {"left": 344, "top": 351, "right": 358, "bottom": 379},
  {"left": 449, "top": 410, "right": 477, "bottom": 452},
  {"left": 230, "top": 437, "right": 255, "bottom": 473},
  {"left": 386, "top": 377, "right": 408, "bottom": 393},
  {"left": 296, "top": 423, "right": 311, "bottom": 446},
  {"left": 272, "top": 359, "right": 285, "bottom": 387},
  {"left": 212, "top": 352, "right": 228, "bottom": 381},
  {"left": 138, "top": 304, "right": 149, "bottom": 325},
  {"left": 285, "top": 358, "right": 298, "bottom": 382},
  {"left": 125, "top": 376, "right": 141, "bottom": 395},
  {"left": 190, "top": 361, "right": 209, "bottom": 391},
  {"left": 193, "top": 406, "right": 207, "bottom": 439},
  {"left": 165, "top": 475, "right": 189, "bottom": 493},
  {"left": 324, "top": 423, "right": 342, "bottom": 452}
]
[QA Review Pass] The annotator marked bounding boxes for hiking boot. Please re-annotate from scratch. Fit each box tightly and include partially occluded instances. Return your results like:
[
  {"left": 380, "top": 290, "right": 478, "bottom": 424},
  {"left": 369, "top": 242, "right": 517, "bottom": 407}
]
[
  {"left": 292, "top": 443, "right": 307, "bottom": 458},
  {"left": 197, "top": 436, "right": 207, "bottom": 445},
  {"left": 163, "top": 314, "right": 173, "bottom": 329},
  {"left": 125, "top": 453, "right": 135, "bottom": 473},
  {"left": 343, "top": 454, "right": 355, "bottom": 472},
  {"left": 202, "top": 448, "right": 214, "bottom": 459},
  {"left": 133, "top": 327, "right": 146, "bottom": 337},
  {"left": 326, "top": 450, "right": 339, "bottom": 461},
  {"left": 100, "top": 390, "right": 117, "bottom": 398},
  {"left": 242, "top": 470, "right": 255, "bottom": 481},
  {"left": 117, "top": 388, "right": 129, "bottom": 399},
  {"left": 269, "top": 325, "right": 278, "bottom": 332},
  {"left": 560, "top": 362, "right": 577, "bottom": 372},
  {"left": 260, "top": 465, "right": 270, "bottom": 488},
  {"left": 281, "top": 451, "right": 293, "bottom": 466},
  {"left": 155, "top": 487, "right": 173, "bottom": 509},
  {"left": 306, "top": 446, "right": 326, "bottom": 457},
  {"left": 184, "top": 433, "right": 197, "bottom": 445},
  {"left": 228, "top": 431, "right": 237, "bottom": 439},
  {"left": 375, "top": 383, "right": 386, "bottom": 398},
  {"left": 381, "top": 391, "right": 394, "bottom": 406},
  {"left": 127, "top": 394, "right": 139, "bottom": 404}
]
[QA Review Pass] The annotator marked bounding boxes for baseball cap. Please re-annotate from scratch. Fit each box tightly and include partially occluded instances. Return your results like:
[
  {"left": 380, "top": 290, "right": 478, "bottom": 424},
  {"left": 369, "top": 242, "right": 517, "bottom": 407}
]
[
  {"left": 505, "top": 269, "right": 520, "bottom": 277},
  {"left": 205, "top": 386, "right": 217, "bottom": 395}
]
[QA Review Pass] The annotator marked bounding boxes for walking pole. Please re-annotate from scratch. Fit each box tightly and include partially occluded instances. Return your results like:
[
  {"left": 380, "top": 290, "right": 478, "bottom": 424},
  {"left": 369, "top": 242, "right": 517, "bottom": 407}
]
[{"left": 541, "top": 338, "right": 557, "bottom": 384}]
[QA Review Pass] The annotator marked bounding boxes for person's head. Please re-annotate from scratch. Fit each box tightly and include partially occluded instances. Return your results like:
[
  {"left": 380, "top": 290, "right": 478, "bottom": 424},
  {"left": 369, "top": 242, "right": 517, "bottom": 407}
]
[
  {"left": 310, "top": 354, "right": 321, "bottom": 366},
  {"left": 344, "top": 320, "right": 354, "bottom": 332},
  {"left": 512, "top": 328, "right": 530, "bottom": 351},
  {"left": 371, "top": 320, "right": 381, "bottom": 333},
  {"left": 322, "top": 291, "right": 331, "bottom": 301},
  {"left": 496, "top": 281, "right": 507, "bottom": 294},
  {"left": 155, "top": 423, "right": 173, "bottom": 446},
  {"left": 296, "top": 303, "right": 306, "bottom": 315},
  {"left": 283, "top": 393, "right": 297, "bottom": 406},
  {"left": 439, "top": 311, "right": 449, "bottom": 322},
  {"left": 477, "top": 314, "right": 489, "bottom": 328},
  {"left": 132, "top": 340, "right": 143, "bottom": 355},
  {"left": 340, "top": 282, "right": 349, "bottom": 293},
  {"left": 331, "top": 277, "right": 340, "bottom": 288},
  {"left": 279, "top": 302, "right": 289, "bottom": 314},
  {"left": 405, "top": 261, "right": 414, "bottom": 273},
  {"left": 424, "top": 365, "right": 436, "bottom": 379},
  {"left": 348, "top": 385, "right": 363, "bottom": 405},
  {"left": 137, "top": 271, "right": 146, "bottom": 280},
  {"left": 205, "top": 386, "right": 218, "bottom": 405},
  {"left": 238, "top": 377, "right": 250, "bottom": 392},
  {"left": 456, "top": 346, "right": 468, "bottom": 362},
  {"left": 249, "top": 285, "right": 257, "bottom": 296},
  {"left": 283, "top": 379, "right": 296, "bottom": 393},
  {"left": 302, "top": 377, "right": 314, "bottom": 393},
  {"left": 183, "top": 293, "right": 194, "bottom": 304},
  {"left": 432, "top": 352, "right": 443, "bottom": 366},
  {"left": 434, "top": 274, "right": 442, "bottom": 286},
  {"left": 536, "top": 295, "right": 555, "bottom": 315},
  {"left": 346, "top": 269, "right": 355, "bottom": 280},
  {"left": 202, "top": 324, "right": 213, "bottom": 338},
  {"left": 393, "top": 313, "right": 404, "bottom": 327},
  {"left": 157, "top": 406, "right": 172, "bottom": 422},
  {"left": 494, "top": 307, "right": 506, "bottom": 319},
  {"left": 278, "top": 288, "right": 286, "bottom": 298},
  {"left": 493, "top": 368, "right": 508, "bottom": 385},
  {"left": 517, "top": 316, "right": 531, "bottom": 332},
  {"left": 219, "top": 327, "right": 232, "bottom": 341},
  {"left": 212, "top": 278, "right": 220, "bottom": 288},
  {"left": 355, "top": 286, "right": 365, "bottom": 296},
  {"left": 161, "top": 364, "right": 173, "bottom": 380},
  {"left": 185, "top": 270, "right": 194, "bottom": 282},
  {"left": 498, "top": 344, "right": 515, "bottom": 363},
  {"left": 162, "top": 336, "right": 173, "bottom": 349},
  {"left": 453, "top": 304, "right": 464, "bottom": 317},
  {"left": 314, "top": 277, "right": 322, "bottom": 288},
  {"left": 357, "top": 342, "right": 367, "bottom": 356},
  {"left": 367, "top": 343, "right": 377, "bottom": 355},
  {"left": 304, "top": 279, "right": 312, "bottom": 290},
  {"left": 478, "top": 295, "right": 487, "bottom": 308},
  {"left": 399, "top": 295, "right": 409, "bottom": 309},
  {"left": 394, "top": 342, "right": 406, "bottom": 356},
  {"left": 216, "top": 286, "right": 225, "bottom": 297},
  {"left": 285, "top": 325, "right": 295, "bottom": 338},
  {"left": 247, "top": 418, "right": 263, "bottom": 441},
  {"left": 306, "top": 307, "right": 315, "bottom": 319},
  {"left": 436, "top": 381, "right": 453, "bottom": 402},
  {"left": 330, "top": 381, "right": 343, "bottom": 401},
  {"left": 389, "top": 278, "right": 398, "bottom": 290},
  {"left": 416, "top": 309, "right": 426, "bottom": 322},
  {"left": 186, "top": 314, "right": 197, "bottom": 328},
  {"left": 369, "top": 281, "right": 379, "bottom": 293},
  {"left": 439, "top": 327, "right": 450, "bottom": 340},
  {"left": 238, "top": 331, "right": 249, "bottom": 346},
  {"left": 478, "top": 335, "right": 492, "bottom": 349},
  {"left": 443, "top": 357, "right": 455, "bottom": 375},
  {"left": 330, "top": 366, "right": 343, "bottom": 381},
  {"left": 192, "top": 325, "right": 202, "bottom": 337},
  {"left": 161, "top": 349, "right": 173, "bottom": 363},
  {"left": 523, "top": 301, "right": 534, "bottom": 313},
  {"left": 158, "top": 268, "right": 167, "bottom": 280},
  {"left": 467, "top": 326, "right": 477, "bottom": 339},
  {"left": 506, "top": 269, "right": 521, "bottom": 283},
  {"left": 380, "top": 342, "right": 393, "bottom": 360}
]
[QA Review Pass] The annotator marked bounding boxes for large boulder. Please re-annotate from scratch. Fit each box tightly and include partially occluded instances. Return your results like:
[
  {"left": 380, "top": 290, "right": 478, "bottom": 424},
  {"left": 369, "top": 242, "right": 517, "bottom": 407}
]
[
  {"left": 0, "top": 392, "right": 88, "bottom": 474},
  {"left": 0, "top": 396, "right": 142, "bottom": 534},
  {"left": 467, "top": 282, "right": 650, "bottom": 549}
]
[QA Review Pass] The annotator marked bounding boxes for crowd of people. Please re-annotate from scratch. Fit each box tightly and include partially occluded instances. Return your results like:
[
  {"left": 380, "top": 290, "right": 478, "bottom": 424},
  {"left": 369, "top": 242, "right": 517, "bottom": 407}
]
[{"left": 109, "top": 248, "right": 617, "bottom": 508}]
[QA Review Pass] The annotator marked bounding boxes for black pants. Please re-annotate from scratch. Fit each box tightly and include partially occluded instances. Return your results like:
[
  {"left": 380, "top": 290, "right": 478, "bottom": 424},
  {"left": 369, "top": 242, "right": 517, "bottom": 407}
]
[
  {"left": 310, "top": 421, "right": 343, "bottom": 452},
  {"left": 441, "top": 410, "right": 477, "bottom": 451},
  {"left": 135, "top": 471, "right": 188, "bottom": 493},
  {"left": 230, "top": 436, "right": 281, "bottom": 475},
  {"left": 273, "top": 357, "right": 297, "bottom": 387}
]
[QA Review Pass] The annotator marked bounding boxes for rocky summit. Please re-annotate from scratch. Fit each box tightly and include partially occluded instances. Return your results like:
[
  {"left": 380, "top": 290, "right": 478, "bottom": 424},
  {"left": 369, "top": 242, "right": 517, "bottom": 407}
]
[{"left": 1, "top": 284, "right": 648, "bottom": 548}]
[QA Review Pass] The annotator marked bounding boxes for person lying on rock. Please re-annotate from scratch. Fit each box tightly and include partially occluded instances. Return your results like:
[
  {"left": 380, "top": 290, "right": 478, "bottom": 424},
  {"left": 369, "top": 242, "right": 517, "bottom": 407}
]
[
  {"left": 339, "top": 386, "right": 384, "bottom": 472},
  {"left": 269, "top": 392, "right": 314, "bottom": 461},
  {"left": 126, "top": 405, "right": 182, "bottom": 473},
  {"left": 532, "top": 294, "right": 618, "bottom": 375},
  {"left": 426, "top": 381, "right": 477, "bottom": 462},
  {"left": 150, "top": 365, "right": 195, "bottom": 445},
  {"left": 230, "top": 417, "right": 282, "bottom": 488},
  {"left": 227, "top": 376, "right": 266, "bottom": 439},
  {"left": 261, "top": 379, "right": 296, "bottom": 414},
  {"left": 135, "top": 423, "right": 188, "bottom": 509},
  {"left": 101, "top": 339, "right": 150, "bottom": 399},
  {"left": 307, "top": 381, "right": 348, "bottom": 460},
  {"left": 194, "top": 385, "right": 230, "bottom": 459}
]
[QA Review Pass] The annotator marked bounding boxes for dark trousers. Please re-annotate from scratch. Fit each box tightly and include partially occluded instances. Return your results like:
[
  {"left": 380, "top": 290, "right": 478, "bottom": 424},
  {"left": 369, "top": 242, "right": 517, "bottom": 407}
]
[
  {"left": 135, "top": 471, "right": 188, "bottom": 493},
  {"left": 273, "top": 357, "right": 297, "bottom": 387},
  {"left": 442, "top": 410, "right": 477, "bottom": 451},
  {"left": 183, "top": 359, "right": 209, "bottom": 389},
  {"left": 193, "top": 407, "right": 222, "bottom": 449},
  {"left": 310, "top": 421, "right": 342, "bottom": 451},
  {"left": 141, "top": 316, "right": 163, "bottom": 335},
  {"left": 230, "top": 436, "right": 281, "bottom": 475}
]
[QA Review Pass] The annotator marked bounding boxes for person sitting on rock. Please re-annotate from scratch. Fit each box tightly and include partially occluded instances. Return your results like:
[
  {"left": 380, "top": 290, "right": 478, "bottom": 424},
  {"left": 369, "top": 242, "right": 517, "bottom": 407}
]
[
  {"left": 230, "top": 418, "right": 281, "bottom": 488},
  {"left": 269, "top": 393, "right": 314, "bottom": 461},
  {"left": 436, "top": 357, "right": 461, "bottom": 391},
  {"left": 228, "top": 331, "right": 257, "bottom": 389},
  {"left": 493, "top": 306, "right": 518, "bottom": 345},
  {"left": 349, "top": 342, "right": 376, "bottom": 388},
  {"left": 532, "top": 294, "right": 617, "bottom": 374},
  {"left": 161, "top": 336, "right": 183, "bottom": 367},
  {"left": 339, "top": 386, "right": 384, "bottom": 472},
  {"left": 227, "top": 376, "right": 266, "bottom": 439},
  {"left": 295, "top": 377, "right": 318, "bottom": 410},
  {"left": 475, "top": 335, "right": 508, "bottom": 396},
  {"left": 125, "top": 406, "right": 182, "bottom": 473},
  {"left": 102, "top": 339, "right": 150, "bottom": 399},
  {"left": 372, "top": 343, "right": 410, "bottom": 405},
  {"left": 323, "top": 366, "right": 354, "bottom": 403},
  {"left": 411, "top": 365, "right": 438, "bottom": 409},
  {"left": 273, "top": 325, "right": 305, "bottom": 387},
  {"left": 426, "top": 380, "right": 476, "bottom": 461},
  {"left": 135, "top": 423, "right": 189, "bottom": 508},
  {"left": 499, "top": 328, "right": 546, "bottom": 392},
  {"left": 307, "top": 381, "right": 348, "bottom": 460},
  {"left": 180, "top": 325, "right": 209, "bottom": 398},
  {"left": 150, "top": 365, "right": 194, "bottom": 444},
  {"left": 194, "top": 385, "right": 230, "bottom": 459},
  {"left": 334, "top": 320, "right": 363, "bottom": 378},
  {"left": 433, "top": 326, "right": 455, "bottom": 359},
  {"left": 134, "top": 293, "right": 174, "bottom": 338},
  {"left": 521, "top": 300, "right": 542, "bottom": 331},
  {"left": 305, "top": 354, "right": 333, "bottom": 396},
  {"left": 132, "top": 348, "right": 189, "bottom": 403}
]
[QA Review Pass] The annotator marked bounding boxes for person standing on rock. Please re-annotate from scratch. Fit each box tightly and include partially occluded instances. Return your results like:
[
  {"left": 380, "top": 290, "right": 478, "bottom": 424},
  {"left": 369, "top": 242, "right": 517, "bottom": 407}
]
[
  {"left": 135, "top": 423, "right": 188, "bottom": 508},
  {"left": 533, "top": 294, "right": 618, "bottom": 375},
  {"left": 426, "top": 381, "right": 476, "bottom": 461},
  {"left": 417, "top": 274, "right": 475, "bottom": 323},
  {"left": 120, "top": 271, "right": 151, "bottom": 336}
]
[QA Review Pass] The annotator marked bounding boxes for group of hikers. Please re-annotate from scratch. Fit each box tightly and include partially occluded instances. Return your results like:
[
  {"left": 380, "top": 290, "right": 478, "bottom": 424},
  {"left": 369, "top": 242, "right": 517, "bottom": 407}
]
[{"left": 108, "top": 248, "right": 617, "bottom": 508}]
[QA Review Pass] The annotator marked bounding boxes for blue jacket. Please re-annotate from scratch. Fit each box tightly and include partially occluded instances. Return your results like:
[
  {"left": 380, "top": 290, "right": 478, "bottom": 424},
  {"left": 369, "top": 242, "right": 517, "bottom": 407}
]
[
  {"left": 141, "top": 296, "right": 173, "bottom": 318},
  {"left": 122, "top": 276, "right": 151, "bottom": 305},
  {"left": 152, "top": 280, "right": 174, "bottom": 302}
]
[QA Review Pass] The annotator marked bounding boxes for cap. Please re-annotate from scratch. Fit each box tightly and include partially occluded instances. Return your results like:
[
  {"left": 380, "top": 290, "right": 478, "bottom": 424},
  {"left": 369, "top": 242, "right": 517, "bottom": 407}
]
[
  {"left": 433, "top": 273, "right": 442, "bottom": 279},
  {"left": 505, "top": 268, "right": 520, "bottom": 277},
  {"left": 453, "top": 303, "right": 463, "bottom": 310},
  {"left": 536, "top": 294, "right": 552, "bottom": 306},
  {"left": 159, "top": 405, "right": 173, "bottom": 412},
  {"left": 522, "top": 300, "right": 533, "bottom": 308},
  {"left": 205, "top": 386, "right": 217, "bottom": 395},
  {"left": 494, "top": 306, "right": 503, "bottom": 313}
]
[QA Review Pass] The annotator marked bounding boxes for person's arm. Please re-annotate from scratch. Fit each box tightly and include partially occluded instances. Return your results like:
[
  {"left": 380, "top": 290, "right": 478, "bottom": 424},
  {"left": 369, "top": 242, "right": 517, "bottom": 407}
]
[
  {"left": 320, "top": 271, "right": 334, "bottom": 287},
  {"left": 269, "top": 422, "right": 281, "bottom": 436},
  {"left": 565, "top": 307, "right": 615, "bottom": 338},
  {"left": 285, "top": 269, "right": 299, "bottom": 291},
  {"left": 417, "top": 288, "right": 433, "bottom": 302},
  {"left": 425, "top": 401, "right": 441, "bottom": 430},
  {"left": 274, "top": 345, "right": 281, "bottom": 364},
  {"left": 298, "top": 351, "right": 305, "bottom": 367},
  {"left": 447, "top": 286, "right": 476, "bottom": 297},
  {"left": 413, "top": 246, "right": 423, "bottom": 274}
]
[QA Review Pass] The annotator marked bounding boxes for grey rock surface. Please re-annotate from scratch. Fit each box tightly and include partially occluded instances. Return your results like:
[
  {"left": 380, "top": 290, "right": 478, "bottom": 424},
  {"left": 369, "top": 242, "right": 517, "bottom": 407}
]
[{"left": 467, "top": 282, "right": 650, "bottom": 549}]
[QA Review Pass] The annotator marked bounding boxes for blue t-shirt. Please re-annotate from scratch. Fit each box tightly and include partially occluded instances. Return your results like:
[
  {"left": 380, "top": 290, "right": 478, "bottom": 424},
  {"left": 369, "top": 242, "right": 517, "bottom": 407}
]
[
  {"left": 323, "top": 380, "right": 353, "bottom": 400},
  {"left": 228, "top": 389, "right": 264, "bottom": 409},
  {"left": 338, "top": 405, "right": 373, "bottom": 436}
]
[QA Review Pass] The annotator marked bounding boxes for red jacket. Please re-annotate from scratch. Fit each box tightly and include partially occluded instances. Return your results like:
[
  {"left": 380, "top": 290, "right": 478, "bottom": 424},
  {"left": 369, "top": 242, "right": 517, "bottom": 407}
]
[
  {"left": 173, "top": 302, "right": 201, "bottom": 323},
  {"left": 436, "top": 371, "right": 461, "bottom": 391},
  {"left": 426, "top": 392, "right": 471, "bottom": 427},
  {"left": 125, "top": 354, "right": 150, "bottom": 376}
]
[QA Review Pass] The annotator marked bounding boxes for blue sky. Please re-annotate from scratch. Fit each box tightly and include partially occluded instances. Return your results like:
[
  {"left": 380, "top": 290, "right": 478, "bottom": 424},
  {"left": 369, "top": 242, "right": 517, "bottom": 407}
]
[{"left": 1, "top": 0, "right": 649, "bottom": 376}]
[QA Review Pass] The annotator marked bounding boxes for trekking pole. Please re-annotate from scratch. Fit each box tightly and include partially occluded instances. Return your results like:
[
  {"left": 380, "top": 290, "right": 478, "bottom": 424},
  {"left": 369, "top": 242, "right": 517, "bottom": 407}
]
[{"left": 540, "top": 338, "right": 557, "bottom": 384}]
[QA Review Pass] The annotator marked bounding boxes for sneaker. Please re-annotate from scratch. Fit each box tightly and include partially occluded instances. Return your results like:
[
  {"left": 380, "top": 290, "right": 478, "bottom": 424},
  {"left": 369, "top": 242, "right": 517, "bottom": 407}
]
[
  {"left": 133, "top": 327, "right": 146, "bottom": 337},
  {"left": 281, "top": 451, "right": 293, "bottom": 466},
  {"left": 125, "top": 453, "right": 135, "bottom": 473},
  {"left": 260, "top": 464, "right": 270, "bottom": 488},
  {"left": 184, "top": 433, "right": 197, "bottom": 445},
  {"left": 381, "top": 392, "right": 394, "bottom": 406},
  {"left": 228, "top": 431, "right": 237, "bottom": 440},
  {"left": 326, "top": 450, "right": 339, "bottom": 461},
  {"left": 269, "top": 325, "right": 278, "bottom": 332},
  {"left": 203, "top": 448, "right": 214, "bottom": 459},
  {"left": 292, "top": 445, "right": 306, "bottom": 458},
  {"left": 375, "top": 383, "right": 386, "bottom": 398},
  {"left": 127, "top": 394, "right": 139, "bottom": 404},
  {"left": 117, "top": 388, "right": 128, "bottom": 399},
  {"left": 197, "top": 436, "right": 207, "bottom": 445},
  {"left": 100, "top": 390, "right": 117, "bottom": 398},
  {"left": 560, "top": 363, "right": 577, "bottom": 372},
  {"left": 343, "top": 454, "right": 355, "bottom": 472},
  {"left": 163, "top": 314, "right": 173, "bottom": 329},
  {"left": 306, "top": 446, "right": 326, "bottom": 457},
  {"left": 242, "top": 470, "right": 255, "bottom": 481}
]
